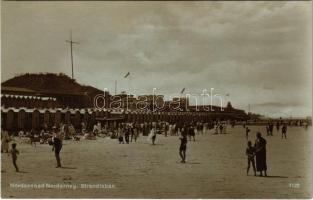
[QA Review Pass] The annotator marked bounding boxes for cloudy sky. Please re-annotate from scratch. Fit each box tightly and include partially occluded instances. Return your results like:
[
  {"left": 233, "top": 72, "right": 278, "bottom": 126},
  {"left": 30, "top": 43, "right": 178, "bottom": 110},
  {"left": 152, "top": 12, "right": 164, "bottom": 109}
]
[{"left": 2, "top": 1, "right": 312, "bottom": 117}]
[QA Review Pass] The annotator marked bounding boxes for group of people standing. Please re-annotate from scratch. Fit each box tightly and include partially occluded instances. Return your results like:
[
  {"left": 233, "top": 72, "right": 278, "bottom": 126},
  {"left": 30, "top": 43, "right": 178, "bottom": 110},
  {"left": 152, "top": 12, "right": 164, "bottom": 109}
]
[
  {"left": 246, "top": 132, "right": 267, "bottom": 176},
  {"left": 245, "top": 121, "right": 294, "bottom": 177},
  {"left": 214, "top": 122, "right": 228, "bottom": 134},
  {"left": 265, "top": 121, "right": 288, "bottom": 139},
  {"left": 111, "top": 121, "right": 216, "bottom": 145},
  {"left": 1, "top": 125, "right": 64, "bottom": 171},
  {"left": 117, "top": 123, "right": 140, "bottom": 144}
]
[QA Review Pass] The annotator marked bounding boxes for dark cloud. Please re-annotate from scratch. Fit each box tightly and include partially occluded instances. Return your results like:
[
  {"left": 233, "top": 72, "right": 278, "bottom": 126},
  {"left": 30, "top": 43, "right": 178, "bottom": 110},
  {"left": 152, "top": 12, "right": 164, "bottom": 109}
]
[{"left": 253, "top": 102, "right": 303, "bottom": 108}]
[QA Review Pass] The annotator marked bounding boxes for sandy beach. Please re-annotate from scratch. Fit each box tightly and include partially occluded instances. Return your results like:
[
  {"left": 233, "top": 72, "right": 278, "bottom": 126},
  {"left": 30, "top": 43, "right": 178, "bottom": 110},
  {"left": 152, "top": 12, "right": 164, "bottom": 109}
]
[{"left": 1, "top": 125, "right": 312, "bottom": 198}]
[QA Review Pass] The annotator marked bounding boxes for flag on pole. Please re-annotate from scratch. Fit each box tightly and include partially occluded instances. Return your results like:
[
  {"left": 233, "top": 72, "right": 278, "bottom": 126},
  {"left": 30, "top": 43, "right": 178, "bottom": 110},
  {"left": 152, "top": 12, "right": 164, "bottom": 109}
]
[
  {"left": 181, "top": 88, "right": 185, "bottom": 94},
  {"left": 124, "top": 72, "right": 130, "bottom": 78}
]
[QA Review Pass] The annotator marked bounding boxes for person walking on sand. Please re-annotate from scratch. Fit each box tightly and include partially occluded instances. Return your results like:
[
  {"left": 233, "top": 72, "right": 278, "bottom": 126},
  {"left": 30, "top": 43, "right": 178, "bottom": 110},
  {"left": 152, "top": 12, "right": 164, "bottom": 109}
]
[
  {"left": 246, "top": 141, "right": 256, "bottom": 176},
  {"left": 10, "top": 143, "right": 19, "bottom": 172},
  {"left": 148, "top": 125, "right": 157, "bottom": 145},
  {"left": 188, "top": 124, "right": 196, "bottom": 141},
  {"left": 165, "top": 122, "right": 169, "bottom": 137},
  {"left": 255, "top": 132, "right": 267, "bottom": 176},
  {"left": 130, "top": 124, "right": 135, "bottom": 143},
  {"left": 124, "top": 124, "right": 130, "bottom": 144},
  {"left": 117, "top": 124, "right": 124, "bottom": 144},
  {"left": 1, "top": 129, "right": 10, "bottom": 153},
  {"left": 266, "top": 123, "right": 270, "bottom": 136},
  {"left": 169, "top": 124, "right": 173, "bottom": 136},
  {"left": 197, "top": 123, "right": 202, "bottom": 135},
  {"left": 245, "top": 127, "right": 250, "bottom": 140},
  {"left": 214, "top": 124, "right": 218, "bottom": 134},
  {"left": 282, "top": 124, "right": 287, "bottom": 139},
  {"left": 52, "top": 126, "right": 64, "bottom": 168},
  {"left": 305, "top": 122, "right": 308, "bottom": 130},
  {"left": 269, "top": 122, "right": 274, "bottom": 136},
  {"left": 179, "top": 133, "right": 188, "bottom": 163},
  {"left": 219, "top": 123, "right": 223, "bottom": 134},
  {"left": 222, "top": 123, "right": 227, "bottom": 134},
  {"left": 276, "top": 121, "right": 280, "bottom": 132},
  {"left": 29, "top": 129, "right": 37, "bottom": 147},
  {"left": 203, "top": 122, "right": 208, "bottom": 134},
  {"left": 149, "top": 126, "right": 157, "bottom": 145},
  {"left": 132, "top": 123, "right": 139, "bottom": 142}
]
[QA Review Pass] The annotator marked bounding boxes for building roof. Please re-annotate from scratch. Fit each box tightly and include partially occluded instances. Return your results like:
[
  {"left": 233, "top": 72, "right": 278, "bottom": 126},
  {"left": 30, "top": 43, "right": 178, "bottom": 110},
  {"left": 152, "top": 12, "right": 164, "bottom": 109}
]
[
  {"left": 1, "top": 86, "right": 36, "bottom": 94},
  {"left": 1, "top": 86, "right": 85, "bottom": 96}
]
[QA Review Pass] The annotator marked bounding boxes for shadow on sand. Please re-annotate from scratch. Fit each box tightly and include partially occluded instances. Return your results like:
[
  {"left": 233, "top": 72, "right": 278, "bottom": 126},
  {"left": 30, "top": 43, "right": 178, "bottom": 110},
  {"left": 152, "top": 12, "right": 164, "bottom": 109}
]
[
  {"left": 151, "top": 143, "right": 164, "bottom": 146},
  {"left": 263, "top": 175, "right": 288, "bottom": 178},
  {"left": 186, "top": 162, "right": 201, "bottom": 165},
  {"left": 60, "top": 166, "right": 77, "bottom": 170},
  {"left": 17, "top": 171, "right": 28, "bottom": 173},
  {"left": 176, "top": 161, "right": 201, "bottom": 165}
]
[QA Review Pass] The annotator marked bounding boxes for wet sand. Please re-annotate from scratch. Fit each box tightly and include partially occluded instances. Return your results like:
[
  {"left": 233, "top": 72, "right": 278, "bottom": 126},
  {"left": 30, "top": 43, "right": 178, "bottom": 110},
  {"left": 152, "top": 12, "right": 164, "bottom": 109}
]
[{"left": 1, "top": 126, "right": 312, "bottom": 198}]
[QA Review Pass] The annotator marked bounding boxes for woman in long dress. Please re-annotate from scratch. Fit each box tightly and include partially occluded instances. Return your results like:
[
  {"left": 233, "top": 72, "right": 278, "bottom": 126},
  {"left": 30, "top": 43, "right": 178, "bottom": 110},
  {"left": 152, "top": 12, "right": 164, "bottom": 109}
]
[
  {"left": 148, "top": 126, "right": 157, "bottom": 145},
  {"left": 214, "top": 124, "right": 219, "bottom": 134},
  {"left": 188, "top": 125, "right": 195, "bottom": 141},
  {"left": 117, "top": 125, "right": 124, "bottom": 144},
  {"left": 203, "top": 123, "right": 208, "bottom": 134},
  {"left": 255, "top": 132, "right": 267, "bottom": 176},
  {"left": 1, "top": 130, "right": 10, "bottom": 153}
]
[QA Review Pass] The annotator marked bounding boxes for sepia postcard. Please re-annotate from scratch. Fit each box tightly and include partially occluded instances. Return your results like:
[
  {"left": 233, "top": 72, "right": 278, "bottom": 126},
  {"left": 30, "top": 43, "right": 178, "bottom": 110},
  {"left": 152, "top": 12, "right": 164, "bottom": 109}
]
[{"left": 1, "top": 1, "right": 312, "bottom": 199}]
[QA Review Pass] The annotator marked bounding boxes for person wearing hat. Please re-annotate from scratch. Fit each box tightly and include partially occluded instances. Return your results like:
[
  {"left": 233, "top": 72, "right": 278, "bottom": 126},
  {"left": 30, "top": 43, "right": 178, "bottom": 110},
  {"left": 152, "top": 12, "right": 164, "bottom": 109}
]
[{"left": 52, "top": 126, "right": 64, "bottom": 168}]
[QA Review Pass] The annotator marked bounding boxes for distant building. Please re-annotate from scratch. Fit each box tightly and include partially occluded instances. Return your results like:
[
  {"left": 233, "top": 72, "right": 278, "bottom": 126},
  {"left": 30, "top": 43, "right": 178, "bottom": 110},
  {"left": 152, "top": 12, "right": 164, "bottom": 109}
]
[
  {"left": 1, "top": 86, "right": 88, "bottom": 109},
  {"left": 1, "top": 73, "right": 105, "bottom": 109},
  {"left": 1, "top": 73, "right": 250, "bottom": 132}
]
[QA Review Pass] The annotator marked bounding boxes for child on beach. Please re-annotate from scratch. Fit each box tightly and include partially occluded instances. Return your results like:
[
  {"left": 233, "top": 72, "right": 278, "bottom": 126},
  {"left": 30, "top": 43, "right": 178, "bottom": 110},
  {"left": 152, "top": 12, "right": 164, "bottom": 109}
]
[
  {"left": 245, "top": 127, "right": 250, "bottom": 140},
  {"left": 179, "top": 134, "right": 188, "bottom": 163},
  {"left": 282, "top": 124, "right": 287, "bottom": 139},
  {"left": 151, "top": 127, "right": 157, "bottom": 145},
  {"left": 246, "top": 141, "right": 256, "bottom": 176},
  {"left": 214, "top": 125, "right": 218, "bottom": 134},
  {"left": 10, "top": 143, "right": 19, "bottom": 172}
]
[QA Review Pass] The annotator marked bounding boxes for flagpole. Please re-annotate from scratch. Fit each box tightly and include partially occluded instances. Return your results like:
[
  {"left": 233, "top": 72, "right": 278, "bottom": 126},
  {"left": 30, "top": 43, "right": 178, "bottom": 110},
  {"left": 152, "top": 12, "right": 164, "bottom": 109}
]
[
  {"left": 66, "top": 30, "right": 79, "bottom": 80},
  {"left": 128, "top": 75, "right": 131, "bottom": 95},
  {"left": 114, "top": 80, "right": 117, "bottom": 95}
]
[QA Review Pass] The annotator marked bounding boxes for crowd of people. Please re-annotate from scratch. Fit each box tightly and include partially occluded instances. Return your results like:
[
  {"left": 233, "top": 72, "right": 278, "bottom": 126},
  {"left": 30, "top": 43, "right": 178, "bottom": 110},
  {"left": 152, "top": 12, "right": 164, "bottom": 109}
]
[
  {"left": 1, "top": 120, "right": 216, "bottom": 169},
  {"left": 265, "top": 121, "right": 289, "bottom": 137},
  {"left": 1, "top": 118, "right": 311, "bottom": 177}
]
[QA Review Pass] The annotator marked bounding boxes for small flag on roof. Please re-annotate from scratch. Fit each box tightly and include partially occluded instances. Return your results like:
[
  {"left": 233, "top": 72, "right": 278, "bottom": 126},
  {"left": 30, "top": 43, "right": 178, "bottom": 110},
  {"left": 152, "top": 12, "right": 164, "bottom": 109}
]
[
  {"left": 124, "top": 72, "right": 130, "bottom": 78},
  {"left": 181, "top": 88, "right": 185, "bottom": 94}
]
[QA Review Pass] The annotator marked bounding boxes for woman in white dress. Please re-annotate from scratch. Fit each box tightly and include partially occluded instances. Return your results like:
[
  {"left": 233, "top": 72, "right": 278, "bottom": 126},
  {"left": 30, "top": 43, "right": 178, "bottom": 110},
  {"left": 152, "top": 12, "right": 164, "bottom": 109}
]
[
  {"left": 148, "top": 126, "right": 157, "bottom": 145},
  {"left": 203, "top": 123, "right": 208, "bottom": 134},
  {"left": 1, "top": 130, "right": 10, "bottom": 153}
]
